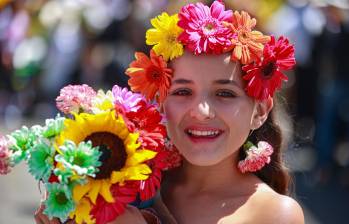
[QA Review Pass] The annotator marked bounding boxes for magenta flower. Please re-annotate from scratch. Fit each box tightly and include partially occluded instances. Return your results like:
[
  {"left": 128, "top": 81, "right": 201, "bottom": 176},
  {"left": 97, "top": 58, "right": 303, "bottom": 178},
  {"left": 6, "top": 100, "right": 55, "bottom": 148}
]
[
  {"left": 178, "top": 0, "right": 234, "bottom": 54},
  {"left": 112, "top": 85, "right": 144, "bottom": 114},
  {"left": 238, "top": 141, "right": 273, "bottom": 173},
  {"left": 56, "top": 84, "right": 97, "bottom": 114},
  {"left": 0, "top": 135, "right": 12, "bottom": 175}
]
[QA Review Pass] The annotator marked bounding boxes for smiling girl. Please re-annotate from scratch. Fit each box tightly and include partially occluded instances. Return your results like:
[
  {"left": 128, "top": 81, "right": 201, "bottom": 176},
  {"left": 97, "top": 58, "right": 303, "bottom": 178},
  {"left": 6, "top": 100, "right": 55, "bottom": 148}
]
[{"left": 35, "top": 1, "right": 304, "bottom": 223}]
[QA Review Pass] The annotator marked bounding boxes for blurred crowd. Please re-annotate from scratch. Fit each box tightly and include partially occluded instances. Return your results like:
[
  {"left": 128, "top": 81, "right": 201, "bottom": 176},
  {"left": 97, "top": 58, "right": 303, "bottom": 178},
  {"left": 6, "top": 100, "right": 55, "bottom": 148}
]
[{"left": 0, "top": 0, "right": 349, "bottom": 188}]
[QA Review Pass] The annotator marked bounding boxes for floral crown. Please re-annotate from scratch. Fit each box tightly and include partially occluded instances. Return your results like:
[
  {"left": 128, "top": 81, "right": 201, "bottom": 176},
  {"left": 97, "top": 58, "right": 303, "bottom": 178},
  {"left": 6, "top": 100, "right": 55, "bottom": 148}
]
[{"left": 126, "top": 0, "right": 296, "bottom": 103}]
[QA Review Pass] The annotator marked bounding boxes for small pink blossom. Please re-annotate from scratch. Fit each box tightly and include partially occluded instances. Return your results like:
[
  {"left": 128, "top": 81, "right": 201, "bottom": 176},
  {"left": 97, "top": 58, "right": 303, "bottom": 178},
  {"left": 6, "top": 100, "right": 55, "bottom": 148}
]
[
  {"left": 238, "top": 141, "right": 273, "bottom": 173},
  {"left": 178, "top": 0, "right": 234, "bottom": 54},
  {"left": 112, "top": 85, "right": 144, "bottom": 114},
  {"left": 56, "top": 84, "right": 97, "bottom": 114},
  {"left": 0, "top": 135, "right": 12, "bottom": 175}
]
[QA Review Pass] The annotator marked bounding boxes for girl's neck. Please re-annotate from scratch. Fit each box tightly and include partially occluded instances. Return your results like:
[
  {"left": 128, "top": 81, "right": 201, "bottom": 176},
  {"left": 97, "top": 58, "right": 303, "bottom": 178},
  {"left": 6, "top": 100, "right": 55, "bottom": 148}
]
[{"left": 166, "top": 153, "right": 259, "bottom": 196}]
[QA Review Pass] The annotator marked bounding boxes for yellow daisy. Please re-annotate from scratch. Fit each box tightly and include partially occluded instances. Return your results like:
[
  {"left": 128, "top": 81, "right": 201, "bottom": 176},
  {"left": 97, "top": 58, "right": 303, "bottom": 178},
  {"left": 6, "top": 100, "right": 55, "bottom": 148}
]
[
  {"left": 146, "top": 12, "right": 184, "bottom": 61},
  {"left": 91, "top": 90, "right": 114, "bottom": 113},
  {"left": 56, "top": 111, "right": 157, "bottom": 205}
]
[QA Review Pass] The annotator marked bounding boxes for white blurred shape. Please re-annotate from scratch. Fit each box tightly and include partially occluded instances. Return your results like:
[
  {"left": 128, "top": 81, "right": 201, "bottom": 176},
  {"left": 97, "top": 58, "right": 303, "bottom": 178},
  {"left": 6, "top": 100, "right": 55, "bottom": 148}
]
[
  {"left": 334, "top": 142, "right": 349, "bottom": 167},
  {"left": 13, "top": 37, "right": 47, "bottom": 69},
  {"left": 112, "top": 0, "right": 132, "bottom": 21},
  {"left": 303, "top": 6, "right": 326, "bottom": 35},
  {"left": 54, "top": 22, "right": 80, "bottom": 53},
  {"left": 39, "top": 0, "right": 63, "bottom": 28},
  {"left": 83, "top": 1, "right": 112, "bottom": 31},
  {"left": 288, "top": 0, "right": 309, "bottom": 8},
  {"left": 4, "top": 105, "right": 22, "bottom": 131}
]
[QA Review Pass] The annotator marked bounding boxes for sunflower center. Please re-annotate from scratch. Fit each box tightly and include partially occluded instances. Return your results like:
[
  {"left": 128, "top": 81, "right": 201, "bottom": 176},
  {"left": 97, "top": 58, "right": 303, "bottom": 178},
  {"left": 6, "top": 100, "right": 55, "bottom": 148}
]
[
  {"left": 56, "top": 192, "right": 68, "bottom": 205},
  {"left": 262, "top": 61, "right": 277, "bottom": 78},
  {"left": 84, "top": 132, "right": 127, "bottom": 180}
]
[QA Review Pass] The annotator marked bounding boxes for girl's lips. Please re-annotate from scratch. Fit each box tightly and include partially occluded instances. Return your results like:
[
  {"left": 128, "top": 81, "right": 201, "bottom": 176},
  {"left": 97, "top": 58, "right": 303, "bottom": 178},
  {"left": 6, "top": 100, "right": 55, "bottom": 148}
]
[{"left": 184, "top": 126, "right": 224, "bottom": 143}]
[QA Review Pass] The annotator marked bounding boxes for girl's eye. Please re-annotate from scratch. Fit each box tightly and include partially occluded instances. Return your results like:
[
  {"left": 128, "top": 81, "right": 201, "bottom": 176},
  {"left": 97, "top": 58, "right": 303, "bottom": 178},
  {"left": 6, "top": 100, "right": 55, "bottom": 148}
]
[
  {"left": 171, "top": 89, "right": 192, "bottom": 96},
  {"left": 216, "top": 90, "right": 236, "bottom": 98}
]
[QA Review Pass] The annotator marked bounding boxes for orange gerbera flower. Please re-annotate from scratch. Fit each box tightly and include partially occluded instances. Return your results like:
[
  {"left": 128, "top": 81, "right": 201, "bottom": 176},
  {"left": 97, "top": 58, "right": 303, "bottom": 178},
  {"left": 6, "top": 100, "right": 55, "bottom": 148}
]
[
  {"left": 126, "top": 50, "right": 172, "bottom": 103},
  {"left": 224, "top": 11, "right": 270, "bottom": 65}
]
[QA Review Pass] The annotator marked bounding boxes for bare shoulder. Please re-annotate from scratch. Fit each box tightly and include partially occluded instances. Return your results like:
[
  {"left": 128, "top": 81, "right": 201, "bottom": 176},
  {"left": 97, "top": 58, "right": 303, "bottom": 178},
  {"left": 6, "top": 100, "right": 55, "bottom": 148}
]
[{"left": 247, "top": 184, "right": 304, "bottom": 224}]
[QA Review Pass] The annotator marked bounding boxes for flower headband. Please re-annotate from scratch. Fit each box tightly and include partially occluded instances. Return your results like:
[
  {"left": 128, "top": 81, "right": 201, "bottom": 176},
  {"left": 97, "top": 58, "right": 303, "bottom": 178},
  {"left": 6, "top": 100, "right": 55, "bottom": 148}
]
[{"left": 126, "top": 0, "right": 296, "bottom": 102}]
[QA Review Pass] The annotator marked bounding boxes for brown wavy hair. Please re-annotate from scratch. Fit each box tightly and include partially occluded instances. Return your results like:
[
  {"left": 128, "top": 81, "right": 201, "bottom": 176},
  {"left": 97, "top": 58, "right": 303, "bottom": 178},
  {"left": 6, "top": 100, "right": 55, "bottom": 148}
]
[{"left": 239, "top": 96, "right": 293, "bottom": 195}]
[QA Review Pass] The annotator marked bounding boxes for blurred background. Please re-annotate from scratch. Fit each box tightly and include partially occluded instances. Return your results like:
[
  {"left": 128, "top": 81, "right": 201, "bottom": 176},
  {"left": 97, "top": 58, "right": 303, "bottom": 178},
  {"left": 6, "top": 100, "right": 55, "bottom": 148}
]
[{"left": 0, "top": 0, "right": 348, "bottom": 223}]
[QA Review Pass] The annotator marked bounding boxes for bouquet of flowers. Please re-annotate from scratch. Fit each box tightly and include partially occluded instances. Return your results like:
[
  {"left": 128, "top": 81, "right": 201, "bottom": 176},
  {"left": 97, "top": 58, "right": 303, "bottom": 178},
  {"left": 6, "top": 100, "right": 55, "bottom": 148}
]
[{"left": 0, "top": 84, "right": 181, "bottom": 224}]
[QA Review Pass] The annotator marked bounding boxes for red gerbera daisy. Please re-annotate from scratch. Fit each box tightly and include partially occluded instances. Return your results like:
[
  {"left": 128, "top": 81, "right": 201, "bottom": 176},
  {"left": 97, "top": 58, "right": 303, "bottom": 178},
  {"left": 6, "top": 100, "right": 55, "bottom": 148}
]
[
  {"left": 126, "top": 50, "right": 173, "bottom": 103},
  {"left": 139, "top": 146, "right": 182, "bottom": 201},
  {"left": 91, "top": 182, "right": 139, "bottom": 224},
  {"left": 242, "top": 36, "right": 296, "bottom": 100},
  {"left": 126, "top": 100, "right": 166, "bottom": 151}
]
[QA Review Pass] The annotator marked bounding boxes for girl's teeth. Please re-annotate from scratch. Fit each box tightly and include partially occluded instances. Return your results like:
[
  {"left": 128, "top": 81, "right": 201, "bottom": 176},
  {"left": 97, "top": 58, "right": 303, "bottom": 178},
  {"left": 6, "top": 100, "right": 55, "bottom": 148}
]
[{"left": 187, "top": 130, "right": 220, "bottom": 137}]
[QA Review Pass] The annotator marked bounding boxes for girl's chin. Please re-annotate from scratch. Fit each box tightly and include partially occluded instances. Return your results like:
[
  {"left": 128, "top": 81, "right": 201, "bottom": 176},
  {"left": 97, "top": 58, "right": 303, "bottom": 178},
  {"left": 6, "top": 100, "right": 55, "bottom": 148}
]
[{"left": 182, "top": 153, "right": 224, "bottom": 167}]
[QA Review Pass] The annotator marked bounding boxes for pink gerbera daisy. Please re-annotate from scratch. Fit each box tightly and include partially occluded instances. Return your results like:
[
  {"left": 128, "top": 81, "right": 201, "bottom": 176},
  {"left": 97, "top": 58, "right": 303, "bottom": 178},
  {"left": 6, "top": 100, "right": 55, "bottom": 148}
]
[
  {"left": 178, "top": 0, "right": 234, "bottom": 54},
  {"left": 112, "top": 85, "right": 143, "bottom": 114},
  {"left": 242, "top": 36, "right": 296, "bottom": 100}
]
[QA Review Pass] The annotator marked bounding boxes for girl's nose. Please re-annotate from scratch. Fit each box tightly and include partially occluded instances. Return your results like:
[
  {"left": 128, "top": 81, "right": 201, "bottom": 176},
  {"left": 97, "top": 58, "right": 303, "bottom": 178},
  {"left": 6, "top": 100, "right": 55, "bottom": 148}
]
[{"left": 189, "top": 101, "right": 215, "bottom": 121}]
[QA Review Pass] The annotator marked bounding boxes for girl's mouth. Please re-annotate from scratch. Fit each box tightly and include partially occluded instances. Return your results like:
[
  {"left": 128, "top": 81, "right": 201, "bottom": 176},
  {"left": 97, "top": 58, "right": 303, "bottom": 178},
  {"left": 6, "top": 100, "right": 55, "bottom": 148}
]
[{"left": 184, "top": 128, "right": 224, "bottom": 143}]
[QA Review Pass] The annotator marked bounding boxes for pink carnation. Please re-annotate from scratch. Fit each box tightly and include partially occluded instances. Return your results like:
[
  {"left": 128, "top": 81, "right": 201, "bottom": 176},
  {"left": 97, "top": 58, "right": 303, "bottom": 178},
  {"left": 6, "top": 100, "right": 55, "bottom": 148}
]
[
  {"left": 238, "top": 141, "right": 273, "bottom": 173},
  {"left": 0, "top": 135, "right": 12, "bottom": 175},
  {"left": 56, "top": 84, "right": 97, "bottom": 114},
  {"left": 178, "top": 0, "right": 234, "bottom": 54}
]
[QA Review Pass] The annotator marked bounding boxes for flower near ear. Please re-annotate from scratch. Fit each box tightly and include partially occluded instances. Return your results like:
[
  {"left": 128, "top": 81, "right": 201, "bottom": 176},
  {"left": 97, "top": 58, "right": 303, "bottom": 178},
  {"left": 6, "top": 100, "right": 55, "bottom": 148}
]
[
  {"left": 224, "top": 11, "right": 270, "bottom": 64},
  {"left": 146, "top": 12, "right": 184, "bottom": 61},
  {"left": 242, "top": 36, "right": 296, "bottom": 100},
  {"left": 56, "top": 84, "right": 97, "bottom": 114},
  {"left": 177, "top": 0, "right": 234, "bottom": 54},
  {"left": 126, "top": 50, "right": 172, "bottom": 103},
  {"left": 238, "top": 141, "right": 273, "bottom": 173}
]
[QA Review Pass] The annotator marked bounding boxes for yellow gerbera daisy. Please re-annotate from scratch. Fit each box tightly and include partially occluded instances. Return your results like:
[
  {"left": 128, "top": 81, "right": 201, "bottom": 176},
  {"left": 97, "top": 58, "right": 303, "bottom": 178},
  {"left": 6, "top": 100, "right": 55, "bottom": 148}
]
[
  {"left": 91, "top": 90, "right": 114, "bottom": 113},
  {"left": 56, "top": 111, "right": 157, "bottom": 206},
  {"left": 146, "top": 12, "right": 184, "bottom": 61}
]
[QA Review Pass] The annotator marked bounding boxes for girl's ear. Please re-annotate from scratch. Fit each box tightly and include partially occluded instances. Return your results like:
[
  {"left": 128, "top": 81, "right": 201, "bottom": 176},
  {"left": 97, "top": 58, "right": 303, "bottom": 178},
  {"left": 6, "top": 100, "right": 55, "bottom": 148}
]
[
  {"left": 159, "top": 103, "right": 164, "bottom": 113},
  {"left": 250, "top": 96, "right": 273, "bottom": 130}
]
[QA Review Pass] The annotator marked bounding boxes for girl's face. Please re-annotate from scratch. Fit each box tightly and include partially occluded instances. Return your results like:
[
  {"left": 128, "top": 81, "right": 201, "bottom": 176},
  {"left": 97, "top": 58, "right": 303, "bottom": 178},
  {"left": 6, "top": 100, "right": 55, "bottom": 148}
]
[{"left": 163, "top": 51, "right": 261, "bottom": 166}]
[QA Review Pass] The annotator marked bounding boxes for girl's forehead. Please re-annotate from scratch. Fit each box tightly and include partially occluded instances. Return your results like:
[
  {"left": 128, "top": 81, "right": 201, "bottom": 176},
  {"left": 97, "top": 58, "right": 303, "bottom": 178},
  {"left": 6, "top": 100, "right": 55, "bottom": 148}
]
[{"left": 171, "top": 52, "right": 242, "bottom": 84}]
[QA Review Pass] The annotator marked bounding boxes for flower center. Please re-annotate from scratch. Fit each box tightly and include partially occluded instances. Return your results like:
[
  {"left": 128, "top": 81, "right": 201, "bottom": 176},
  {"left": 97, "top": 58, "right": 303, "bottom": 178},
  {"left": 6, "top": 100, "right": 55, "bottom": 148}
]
[
  {"left": 73, "top": 156, "right": 86, "bottom": 167},
  {"left": 202, "top": 20, "right": 217, "bottom": 35},
  {"left": 262, "top": 61, "right": 277, "bottom": 78},
  {"left": 84, "top": 132, "right": 127, "bottom": 179},
  {"left": 147, "top": 65, "right": 163, "bottom": 83},
  {"left": 166, "top": 34, "right": 177, "bottom": 44},
  {"left": 56, "top": 192, "right": 68, "bottom": 205},
  {"left": 238, "top": 29, "right": 250, "bottom": 44}
]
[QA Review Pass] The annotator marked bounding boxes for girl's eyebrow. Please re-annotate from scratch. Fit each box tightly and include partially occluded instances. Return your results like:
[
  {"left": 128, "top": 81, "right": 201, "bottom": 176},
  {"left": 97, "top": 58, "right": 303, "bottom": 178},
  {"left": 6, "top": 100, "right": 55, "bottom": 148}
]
[{"left": 172, "top": 79, "right": 193, "bottom": 85}]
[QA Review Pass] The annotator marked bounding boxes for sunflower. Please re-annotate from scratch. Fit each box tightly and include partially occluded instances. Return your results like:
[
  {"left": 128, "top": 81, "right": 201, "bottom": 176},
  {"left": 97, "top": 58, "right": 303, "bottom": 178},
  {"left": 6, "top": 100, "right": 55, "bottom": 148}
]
[{"left": 55, "top": 111, "right": 157, "bottom": 207}]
